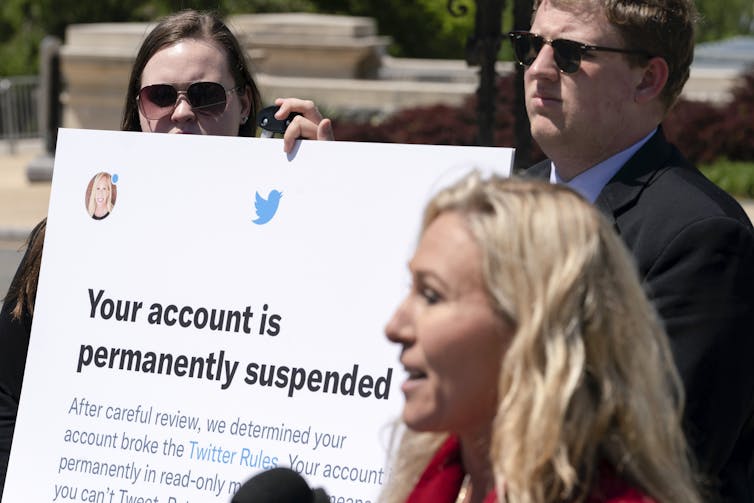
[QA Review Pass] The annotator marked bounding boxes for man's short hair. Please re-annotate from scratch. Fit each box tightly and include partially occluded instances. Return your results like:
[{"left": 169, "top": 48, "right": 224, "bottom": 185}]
[{"left": 533, "top": 0, "right": 698, "bottom": 110}]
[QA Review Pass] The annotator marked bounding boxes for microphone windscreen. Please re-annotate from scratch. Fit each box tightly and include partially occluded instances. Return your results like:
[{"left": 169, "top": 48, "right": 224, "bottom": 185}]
[
  {"left": 231, "top": 467, "right": 316, "bottom": 503},
  {"left": 313, "top": 488, "right": 330, "bottom": 503}
]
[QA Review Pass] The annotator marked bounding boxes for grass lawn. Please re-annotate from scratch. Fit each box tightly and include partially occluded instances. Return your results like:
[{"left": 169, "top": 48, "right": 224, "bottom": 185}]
[{"left": 700, "top": 160, "right": 754, "bottom": 199}]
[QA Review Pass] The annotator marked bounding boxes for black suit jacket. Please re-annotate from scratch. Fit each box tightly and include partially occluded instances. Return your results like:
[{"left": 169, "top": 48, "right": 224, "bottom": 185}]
[{"left": 528, "top": 129, "right": 754, "bottom": 502}]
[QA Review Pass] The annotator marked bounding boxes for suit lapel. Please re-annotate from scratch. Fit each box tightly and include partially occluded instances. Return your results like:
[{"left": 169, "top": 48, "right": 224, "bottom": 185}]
[
  {"left": 523, "top": 130, "right": 673, "bottom": 229},
  {"left": 594, "top": 129, "right": 672, "bottom": 222},
  {"left": 523, "top": 159, "right": 552, "bottom": 180}
]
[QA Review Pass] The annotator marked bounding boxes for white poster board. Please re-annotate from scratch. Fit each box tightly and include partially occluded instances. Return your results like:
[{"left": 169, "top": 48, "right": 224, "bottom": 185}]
[{"left": 3, "top": 129, "right": 513, "bottom": 503}]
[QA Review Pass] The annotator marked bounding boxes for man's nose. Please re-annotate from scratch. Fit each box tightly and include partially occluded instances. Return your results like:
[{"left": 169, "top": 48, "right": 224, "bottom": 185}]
[{"left": 527, "top": 43, "right": 560, "bottom": 78}]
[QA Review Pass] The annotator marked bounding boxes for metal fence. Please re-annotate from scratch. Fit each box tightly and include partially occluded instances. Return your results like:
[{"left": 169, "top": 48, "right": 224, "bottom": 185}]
[{"left": 0, "top": 75, "right": 40, "bottom": 147}]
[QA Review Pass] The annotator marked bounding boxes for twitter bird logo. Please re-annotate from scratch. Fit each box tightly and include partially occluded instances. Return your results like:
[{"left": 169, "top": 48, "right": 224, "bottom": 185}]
[{"left": 253, "top": 189, "right": 283, "bottom": 225}]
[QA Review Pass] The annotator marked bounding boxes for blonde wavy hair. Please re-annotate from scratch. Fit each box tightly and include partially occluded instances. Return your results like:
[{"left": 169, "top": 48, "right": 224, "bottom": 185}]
[
  {"left": 87, "top": 172, "right": 114, "bottom": 217},
  {"left": 381, "top": 175, "right": 701, "bottom": 503}
]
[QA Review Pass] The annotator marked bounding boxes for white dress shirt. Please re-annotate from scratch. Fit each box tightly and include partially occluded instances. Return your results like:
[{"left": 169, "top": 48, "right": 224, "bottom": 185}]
[{"left": 549, "top": 128, "right": 657, "bottom": 203}]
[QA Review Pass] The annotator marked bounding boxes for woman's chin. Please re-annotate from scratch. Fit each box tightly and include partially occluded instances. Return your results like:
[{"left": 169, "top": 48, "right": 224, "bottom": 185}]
[{"left": 401, "top": 409, "right": 439, "bottom": 433}]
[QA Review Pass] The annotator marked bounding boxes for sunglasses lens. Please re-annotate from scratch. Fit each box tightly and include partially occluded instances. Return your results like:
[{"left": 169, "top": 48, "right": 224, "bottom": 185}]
[
  {"left": 187, "top": 82, "right": 228, "bottom": 115},
  {"left": 511, "top": 33, "right": 540, "bottom": 66},
  {"left": 509, "top": 33, "right": 584, "bottom": 73},
  {"left": 551, "top": 40, "right": 581, "bottom": 73},
  {"left": 138, "top": 82, "right": 231, "bottom": 119},
  {"left": 139, "top": 84, "right": 178, "bottom": 119}
]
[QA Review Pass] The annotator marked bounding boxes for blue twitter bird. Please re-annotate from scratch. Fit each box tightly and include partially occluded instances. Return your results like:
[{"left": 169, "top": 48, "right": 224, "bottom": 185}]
[{"left": 253, "top": 189, "right": 283, "bottom": 225}]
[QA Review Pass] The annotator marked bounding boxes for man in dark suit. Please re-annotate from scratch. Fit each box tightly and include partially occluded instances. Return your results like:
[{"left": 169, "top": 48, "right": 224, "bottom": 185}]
[{"left": 511, "top": 1, "right": 754, "bottom": 501}]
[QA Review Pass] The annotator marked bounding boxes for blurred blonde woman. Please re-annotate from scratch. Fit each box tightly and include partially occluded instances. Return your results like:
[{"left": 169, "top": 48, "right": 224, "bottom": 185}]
[
  {"left": 383, "top": 175, "right": 704, "bottom": 503},
  {"left": 87, "top": 172, "right": 114, "bottom": 219}
]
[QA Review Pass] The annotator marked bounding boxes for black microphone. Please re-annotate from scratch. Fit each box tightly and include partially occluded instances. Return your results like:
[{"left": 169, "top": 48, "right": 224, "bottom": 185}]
[{"left": 231, "top": 467, "right": 330, "bottom": 503}]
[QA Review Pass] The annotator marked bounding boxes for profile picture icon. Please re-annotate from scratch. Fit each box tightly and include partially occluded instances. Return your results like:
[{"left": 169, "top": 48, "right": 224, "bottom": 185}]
[{"left": 85, "top": 172, "right": 117, "bottom": 220}]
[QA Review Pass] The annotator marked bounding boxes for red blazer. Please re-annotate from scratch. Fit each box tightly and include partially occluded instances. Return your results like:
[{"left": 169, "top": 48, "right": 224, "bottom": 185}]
[{"left": 405, "top": 436, "right": 654, "bottom": 503}]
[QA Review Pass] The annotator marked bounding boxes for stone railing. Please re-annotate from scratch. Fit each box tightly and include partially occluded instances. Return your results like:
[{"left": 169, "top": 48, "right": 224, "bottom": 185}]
[
  {"left": 229, "top": 13, "right": 388, "bottom": 79},
  {"left": 60, "top": 13, "right": 390, "bottom": 130},
  {"left": 60, "top": 23, "right": 146, "bottom": 131}
]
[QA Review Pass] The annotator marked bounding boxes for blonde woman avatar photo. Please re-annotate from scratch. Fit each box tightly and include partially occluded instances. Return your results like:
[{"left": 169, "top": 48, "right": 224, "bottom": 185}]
[{"left": 85, "top": 172, "right": 116, "bottom": 220}]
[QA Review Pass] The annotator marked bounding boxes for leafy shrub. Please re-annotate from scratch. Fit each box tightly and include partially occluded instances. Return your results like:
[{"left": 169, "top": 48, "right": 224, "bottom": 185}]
[
  {"left": 700, "top": 160, "right": 754, "bottom": 198},
  {"left": 333, "top": 73, "right": 544, "bottom": 162},
  {"left": 664, "top": 68, "right": 754, "bottom": 164},
  {"left": 335, "top": 68, "right": 754, "bottom": 170},
  {"left": 720, "top": 70, "right": 754, "bottom": 161},
  {"left": 662, "top": 99, "right": 726, "bottom": 164}
]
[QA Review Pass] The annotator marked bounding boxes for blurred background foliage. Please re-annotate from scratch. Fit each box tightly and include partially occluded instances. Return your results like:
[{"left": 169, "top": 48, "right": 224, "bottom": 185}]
[
  {"left": 328, "top": 67, "right": 754, "bottom": 195},
  {"left": 2, "top": 0, "right": 753, "bottom": 75},
  {"left": 1, "top": 0, "right": 753, "bottom": 194}
]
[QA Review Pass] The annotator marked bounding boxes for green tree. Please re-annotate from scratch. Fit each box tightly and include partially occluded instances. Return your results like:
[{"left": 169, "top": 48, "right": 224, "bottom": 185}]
[
  {"left": 2, "top": 0, "right": 752, "bottom": 76},
  {"left": 0, "top": 0, "right": 166, "bottom": 75},
  {"left": 0, "top": 0, "right": 317, "bottom": 76},
  {"left": 220, "top": 0, "right": 316, "bottom": 13},
  {"left": 309, "top": 0, "right": 477, "bottom": 58},
  {"left": 695, "top": 0, "right": 754, "bottom": 41}
]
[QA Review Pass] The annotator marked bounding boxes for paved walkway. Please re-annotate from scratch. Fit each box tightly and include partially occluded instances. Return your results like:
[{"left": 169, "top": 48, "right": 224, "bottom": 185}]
[
  {"left": 0, "top": 139, "right": 50, "bottom": 245},
  {"left": 0, "top": 140, "right": 47, "bottom": 296}
]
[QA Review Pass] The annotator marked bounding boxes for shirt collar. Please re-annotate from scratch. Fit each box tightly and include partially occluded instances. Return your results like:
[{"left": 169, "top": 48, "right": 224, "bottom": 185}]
[{"left": 549, "top": 128, "right": 657, "bottom": 203}]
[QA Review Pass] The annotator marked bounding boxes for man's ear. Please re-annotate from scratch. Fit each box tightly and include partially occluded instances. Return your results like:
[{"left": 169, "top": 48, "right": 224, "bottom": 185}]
[{"left": 635, "top": 57, "right": 669, "bottom": 104}]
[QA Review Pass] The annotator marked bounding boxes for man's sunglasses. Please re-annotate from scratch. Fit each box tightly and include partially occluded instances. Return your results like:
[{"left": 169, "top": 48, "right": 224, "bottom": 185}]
[
  {"left": 137, "top": 82, "right": 240, "bottom": 119},
  {"left": 508, "top": 31, "right": 652, "bottom": 74}
]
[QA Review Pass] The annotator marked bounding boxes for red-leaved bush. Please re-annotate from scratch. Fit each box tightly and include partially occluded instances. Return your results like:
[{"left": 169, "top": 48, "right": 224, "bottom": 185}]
[{"left": 334, "top": 68, "right": 754, "bottom": 166}]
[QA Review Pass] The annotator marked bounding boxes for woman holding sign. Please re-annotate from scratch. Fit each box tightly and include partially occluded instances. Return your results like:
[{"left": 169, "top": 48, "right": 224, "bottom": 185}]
[
  {"left": 382, "top": 176, "right": 704, "bottom": 503},
  {"left": 0, "top": 9, "right": 332, "bottom": 495}
]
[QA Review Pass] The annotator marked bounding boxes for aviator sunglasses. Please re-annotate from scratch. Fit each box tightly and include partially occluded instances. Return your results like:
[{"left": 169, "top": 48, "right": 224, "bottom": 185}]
[
  {"left": 508, "top": 31, "right": 652, "bottom": 74},
  {"left": 137, "top": 81, "right": 240, "bottom": 119}
]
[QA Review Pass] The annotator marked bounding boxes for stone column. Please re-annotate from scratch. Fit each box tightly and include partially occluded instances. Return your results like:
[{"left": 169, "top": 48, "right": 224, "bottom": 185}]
[
  {"left": 228, "top": 13, "right": 389, "bottom": 80},
  {"left": 59, "top": 23, "right": 150, "bottom": 131},
  {"left": 26, "top": 36, "right": 62, "bottom": 182}
]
